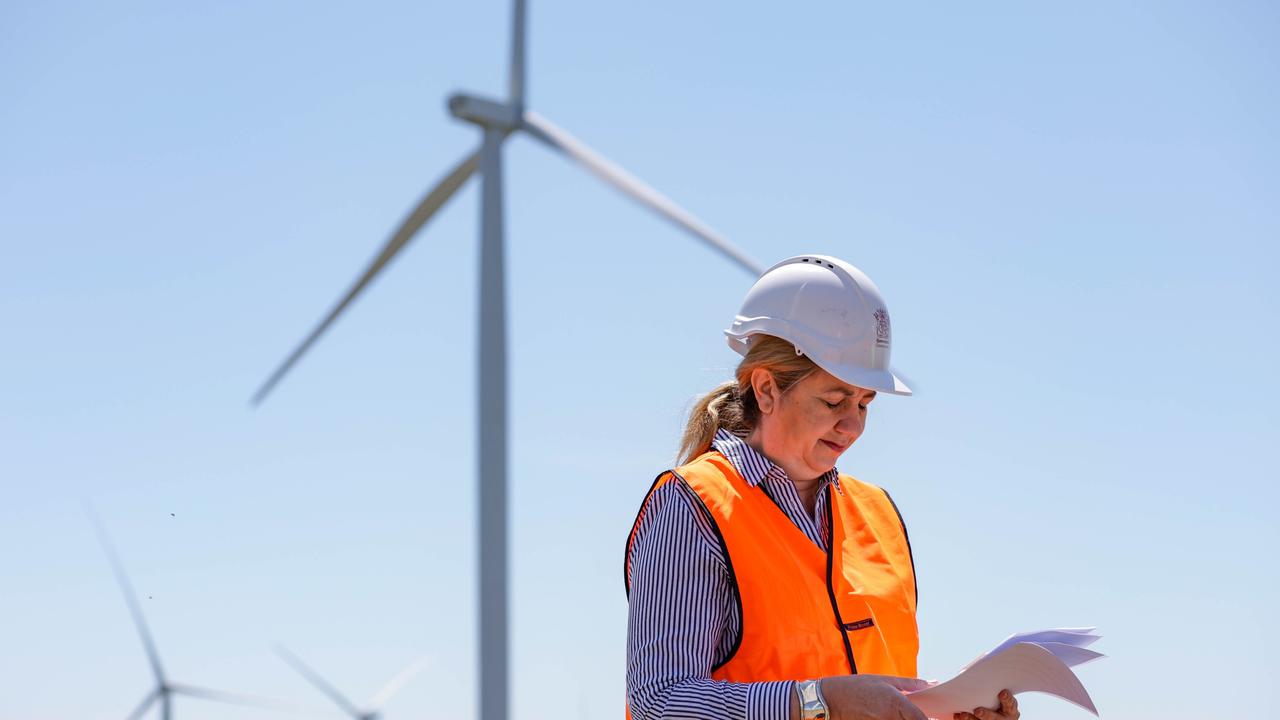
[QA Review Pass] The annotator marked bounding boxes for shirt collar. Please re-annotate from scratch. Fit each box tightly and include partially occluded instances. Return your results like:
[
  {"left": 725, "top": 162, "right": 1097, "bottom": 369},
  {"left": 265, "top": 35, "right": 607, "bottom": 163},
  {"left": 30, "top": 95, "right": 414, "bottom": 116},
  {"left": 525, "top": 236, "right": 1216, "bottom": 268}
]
[{"left": 710, "top": 427, "right": 842, "bottom": 492}]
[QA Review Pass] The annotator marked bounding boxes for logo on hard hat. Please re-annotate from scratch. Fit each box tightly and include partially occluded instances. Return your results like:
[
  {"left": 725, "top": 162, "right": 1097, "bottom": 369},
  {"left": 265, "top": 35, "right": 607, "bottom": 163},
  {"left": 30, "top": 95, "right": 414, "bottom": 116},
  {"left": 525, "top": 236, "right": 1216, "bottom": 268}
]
[{"left": 873, "top": 308, "right": 891, "bottom": 348}]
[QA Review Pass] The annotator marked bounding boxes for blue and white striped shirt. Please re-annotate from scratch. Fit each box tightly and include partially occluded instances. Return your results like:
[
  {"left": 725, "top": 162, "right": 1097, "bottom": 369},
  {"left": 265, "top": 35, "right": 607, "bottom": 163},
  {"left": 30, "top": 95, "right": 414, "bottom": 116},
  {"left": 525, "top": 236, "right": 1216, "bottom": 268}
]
[{"left": 625, "top": 429, "right": 842, "bottom": 720}]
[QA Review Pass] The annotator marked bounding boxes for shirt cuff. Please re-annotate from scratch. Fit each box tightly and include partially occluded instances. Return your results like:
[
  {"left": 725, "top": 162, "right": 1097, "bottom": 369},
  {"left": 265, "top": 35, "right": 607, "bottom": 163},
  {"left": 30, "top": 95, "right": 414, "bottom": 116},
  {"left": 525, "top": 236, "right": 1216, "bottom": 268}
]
[{"left": 746, "top": 680, "right": 795, "bottom": 720}]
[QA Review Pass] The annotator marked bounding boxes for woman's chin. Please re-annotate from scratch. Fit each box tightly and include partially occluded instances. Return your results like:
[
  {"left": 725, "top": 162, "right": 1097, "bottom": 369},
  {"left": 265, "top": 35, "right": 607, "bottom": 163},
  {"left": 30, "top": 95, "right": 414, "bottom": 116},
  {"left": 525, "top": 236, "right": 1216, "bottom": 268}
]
[{"left": 808, "top": 456, "right": 839, "bottom": 475}]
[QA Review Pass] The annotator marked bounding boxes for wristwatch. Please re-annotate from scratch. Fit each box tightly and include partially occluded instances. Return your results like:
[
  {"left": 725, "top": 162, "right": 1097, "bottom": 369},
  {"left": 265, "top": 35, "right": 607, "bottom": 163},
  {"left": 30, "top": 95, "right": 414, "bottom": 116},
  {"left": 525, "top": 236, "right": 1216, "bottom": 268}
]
[{"left": 794, "top": 679, "right": 828, "bottom": 720}]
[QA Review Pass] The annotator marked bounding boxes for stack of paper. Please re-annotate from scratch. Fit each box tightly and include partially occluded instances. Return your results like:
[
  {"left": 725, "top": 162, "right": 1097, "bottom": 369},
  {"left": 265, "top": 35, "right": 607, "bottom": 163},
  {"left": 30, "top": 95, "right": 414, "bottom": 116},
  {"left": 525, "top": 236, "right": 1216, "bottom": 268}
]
[{"left": 905, "top": 627, "right": 1104, "bottom": 719}]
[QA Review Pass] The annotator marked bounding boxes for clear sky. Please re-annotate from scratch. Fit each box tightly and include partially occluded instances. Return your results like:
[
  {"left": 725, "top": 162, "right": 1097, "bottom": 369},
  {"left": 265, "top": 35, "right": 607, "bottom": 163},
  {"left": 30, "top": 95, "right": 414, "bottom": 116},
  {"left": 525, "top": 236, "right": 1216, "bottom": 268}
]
[{"left": 2, "top": 1, "right": 1277, "bottom": 719}]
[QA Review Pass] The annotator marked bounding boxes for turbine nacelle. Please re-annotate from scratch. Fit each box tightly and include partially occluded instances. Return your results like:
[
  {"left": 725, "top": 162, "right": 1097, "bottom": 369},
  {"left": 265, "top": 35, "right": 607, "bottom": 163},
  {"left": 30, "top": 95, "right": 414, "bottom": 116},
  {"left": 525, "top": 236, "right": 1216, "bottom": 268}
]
[{"left": 448, "top": 93, "right": 520, "bottom": 131}]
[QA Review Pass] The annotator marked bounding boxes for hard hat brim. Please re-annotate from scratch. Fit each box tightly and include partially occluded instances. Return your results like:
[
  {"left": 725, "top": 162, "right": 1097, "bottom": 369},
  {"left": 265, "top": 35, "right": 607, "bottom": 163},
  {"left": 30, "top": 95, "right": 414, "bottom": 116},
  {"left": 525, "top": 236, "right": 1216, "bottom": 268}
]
[
  {"left": 815, "top": 359, "right": 913, "bottom": 397},
  {"left": 725, "top": 332, "right": 913, "bottom": 396}
]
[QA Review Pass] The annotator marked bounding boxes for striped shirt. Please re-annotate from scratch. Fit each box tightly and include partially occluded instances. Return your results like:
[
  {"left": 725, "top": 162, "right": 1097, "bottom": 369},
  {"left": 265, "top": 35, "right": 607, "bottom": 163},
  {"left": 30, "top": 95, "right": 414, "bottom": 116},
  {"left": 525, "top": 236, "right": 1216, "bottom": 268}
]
[{"left": 625, "top": 429, "right": 842, "bottom": 720}]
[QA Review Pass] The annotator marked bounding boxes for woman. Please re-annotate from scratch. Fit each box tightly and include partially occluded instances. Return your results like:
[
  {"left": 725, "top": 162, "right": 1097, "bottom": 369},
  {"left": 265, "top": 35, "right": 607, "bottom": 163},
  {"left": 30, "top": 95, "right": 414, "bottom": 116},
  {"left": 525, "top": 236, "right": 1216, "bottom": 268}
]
[{"left": 624, "top": 255, "right": 1019, "bottom": 720}]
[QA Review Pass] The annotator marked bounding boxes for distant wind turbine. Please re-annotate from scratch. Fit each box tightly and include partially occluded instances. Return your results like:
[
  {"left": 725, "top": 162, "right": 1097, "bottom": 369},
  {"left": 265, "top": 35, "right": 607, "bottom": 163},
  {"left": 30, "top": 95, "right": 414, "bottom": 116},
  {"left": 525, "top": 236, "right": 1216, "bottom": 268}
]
[
  {"left": 250, "top": 3, "right": 766, "bottom": 720},
  {"left": 275, "top": 646, "right": 430, "bottom": 720},
  {"left": 88, "top": 509, "right": 304, "bottom": 720}
]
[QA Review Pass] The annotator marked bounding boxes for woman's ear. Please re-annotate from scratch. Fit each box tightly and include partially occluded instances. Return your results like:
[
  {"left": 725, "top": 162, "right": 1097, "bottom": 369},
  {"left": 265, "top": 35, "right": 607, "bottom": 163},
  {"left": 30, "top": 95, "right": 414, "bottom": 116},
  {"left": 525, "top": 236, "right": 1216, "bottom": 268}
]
[{"left": 751, "top": 367, "right": 778, "bottom": 415}]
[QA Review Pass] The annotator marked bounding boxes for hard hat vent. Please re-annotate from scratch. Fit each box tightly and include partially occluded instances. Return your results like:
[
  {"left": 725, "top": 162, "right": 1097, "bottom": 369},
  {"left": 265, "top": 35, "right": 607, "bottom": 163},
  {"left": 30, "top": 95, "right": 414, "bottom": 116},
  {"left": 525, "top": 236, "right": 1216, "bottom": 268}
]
[{"left": 798, "top": 257, "right": 836, "bottom": 270}]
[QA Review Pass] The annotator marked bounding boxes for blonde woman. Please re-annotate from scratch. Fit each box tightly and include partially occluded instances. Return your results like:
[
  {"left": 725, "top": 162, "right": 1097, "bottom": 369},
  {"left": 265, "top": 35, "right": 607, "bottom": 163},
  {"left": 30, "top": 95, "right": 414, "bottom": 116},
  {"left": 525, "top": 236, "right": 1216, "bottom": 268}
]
[{"left": 624, "top": 256, "right": 1018, "bottom": 720}]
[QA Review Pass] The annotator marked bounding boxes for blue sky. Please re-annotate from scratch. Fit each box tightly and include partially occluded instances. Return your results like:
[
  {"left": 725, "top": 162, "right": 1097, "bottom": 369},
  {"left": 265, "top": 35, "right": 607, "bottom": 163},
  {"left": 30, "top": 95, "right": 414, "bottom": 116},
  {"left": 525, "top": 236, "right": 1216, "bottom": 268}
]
[{"left": 2, "top": 1, "right": 1277, "bottom": 718}]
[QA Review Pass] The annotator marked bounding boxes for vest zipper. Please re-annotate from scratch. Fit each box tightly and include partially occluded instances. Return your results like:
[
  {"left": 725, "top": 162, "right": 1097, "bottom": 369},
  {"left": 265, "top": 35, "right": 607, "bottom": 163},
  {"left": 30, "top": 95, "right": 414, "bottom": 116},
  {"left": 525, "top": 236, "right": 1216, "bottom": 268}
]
[{"left": 823, "top": 485, "right": 857, "bottom": 674}]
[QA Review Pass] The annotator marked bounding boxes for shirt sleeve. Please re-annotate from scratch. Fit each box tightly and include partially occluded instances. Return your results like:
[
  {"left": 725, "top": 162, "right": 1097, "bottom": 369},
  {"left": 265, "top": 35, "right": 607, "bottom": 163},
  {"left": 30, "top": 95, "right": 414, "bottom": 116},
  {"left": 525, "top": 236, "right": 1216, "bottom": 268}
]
[{"left": 626, "top": 480, "right": 795, "bottom": 720}]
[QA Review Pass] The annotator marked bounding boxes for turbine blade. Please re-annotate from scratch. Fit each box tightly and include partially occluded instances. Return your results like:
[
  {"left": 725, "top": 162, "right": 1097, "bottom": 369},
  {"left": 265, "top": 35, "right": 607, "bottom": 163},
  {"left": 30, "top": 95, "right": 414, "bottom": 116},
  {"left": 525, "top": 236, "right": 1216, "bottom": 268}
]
[
  {"left": 368, "top": 655, "right": 431, "bottom": 710},
  {"left": 169, "top": 683, "right": 313, "bottom": 714},
  {"left": 86, "top": 505, "right": 166, "bottom": 687},
  {"left": 520, "top": 110, "right": 763, "bottom": 277},
  {"left": 123, "top": 688, "right": 159, "bottom": 720},
  {"left": 274, "top": 645, "right": 365, "bottom": 718},
  {"left": 510, "top": 0, "right": 527, "bottom": 107},
  {"left": 251, "top": 147, "right": 481, "bottom": 405},
  {"left": 520, "top": 116, "right": 917, "bottom": 390}
]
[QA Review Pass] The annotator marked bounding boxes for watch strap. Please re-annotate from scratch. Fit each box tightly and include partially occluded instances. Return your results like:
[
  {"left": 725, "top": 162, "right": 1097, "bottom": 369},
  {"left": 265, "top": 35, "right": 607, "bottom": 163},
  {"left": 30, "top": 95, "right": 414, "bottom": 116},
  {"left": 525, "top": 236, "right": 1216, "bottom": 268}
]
[{"left": 795, "top": 679, "right": 828, "bottom": 720}]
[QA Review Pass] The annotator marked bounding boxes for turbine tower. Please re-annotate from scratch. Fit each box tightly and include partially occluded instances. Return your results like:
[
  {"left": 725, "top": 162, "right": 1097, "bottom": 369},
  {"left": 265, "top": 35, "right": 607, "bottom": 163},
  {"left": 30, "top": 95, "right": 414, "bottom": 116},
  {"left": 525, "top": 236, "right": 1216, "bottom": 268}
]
[
  {"left": 251, "top": 3, "right": 764, "bottom": 720},
  {"left": 89, "top": 510, "right": 301, "bottom": 720}
]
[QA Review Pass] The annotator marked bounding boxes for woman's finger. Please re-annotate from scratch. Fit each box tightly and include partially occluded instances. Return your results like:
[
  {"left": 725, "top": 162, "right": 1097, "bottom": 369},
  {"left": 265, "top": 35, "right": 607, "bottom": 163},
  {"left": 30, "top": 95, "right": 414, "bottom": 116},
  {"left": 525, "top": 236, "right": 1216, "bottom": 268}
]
[
  {"left": 956, "top": 690, "right": 1017, "bottom": 720},
  {"left": 867, "top": 674, "right": 931, "bottom": 693},
  {"left": 999, "top": 689, "right": 1019, "bottom": 718}
]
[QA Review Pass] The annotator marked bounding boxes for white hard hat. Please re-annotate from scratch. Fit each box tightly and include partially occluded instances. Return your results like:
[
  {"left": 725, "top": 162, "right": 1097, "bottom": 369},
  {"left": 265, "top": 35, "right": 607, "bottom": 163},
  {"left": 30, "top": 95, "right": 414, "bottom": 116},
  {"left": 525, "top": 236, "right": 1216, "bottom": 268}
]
[{"left": 724, "top": 254, "right": 912, "bottom": 396}]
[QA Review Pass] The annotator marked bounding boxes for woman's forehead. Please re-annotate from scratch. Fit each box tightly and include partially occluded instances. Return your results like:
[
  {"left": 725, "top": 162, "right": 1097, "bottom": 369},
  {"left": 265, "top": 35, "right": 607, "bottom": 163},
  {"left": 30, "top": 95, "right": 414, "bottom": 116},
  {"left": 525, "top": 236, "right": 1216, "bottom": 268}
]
[{"left": 807, "top": 369, "right": 877, "bottom": 398}]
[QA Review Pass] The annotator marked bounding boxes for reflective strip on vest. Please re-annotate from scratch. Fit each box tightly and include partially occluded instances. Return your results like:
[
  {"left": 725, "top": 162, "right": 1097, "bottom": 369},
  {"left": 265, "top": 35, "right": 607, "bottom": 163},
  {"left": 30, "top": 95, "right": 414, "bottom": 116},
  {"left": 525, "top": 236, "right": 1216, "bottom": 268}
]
[{"left": 625, "top": 451, "right": 918, "bottom": 688}]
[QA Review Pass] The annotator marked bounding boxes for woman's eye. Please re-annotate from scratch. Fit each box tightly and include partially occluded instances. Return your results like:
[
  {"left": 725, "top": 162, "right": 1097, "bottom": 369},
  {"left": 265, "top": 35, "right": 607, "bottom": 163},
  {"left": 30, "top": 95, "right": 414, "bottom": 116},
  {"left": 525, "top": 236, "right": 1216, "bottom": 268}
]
[{"left": 823, "top": 400, "right": 841, "bottom": 409}]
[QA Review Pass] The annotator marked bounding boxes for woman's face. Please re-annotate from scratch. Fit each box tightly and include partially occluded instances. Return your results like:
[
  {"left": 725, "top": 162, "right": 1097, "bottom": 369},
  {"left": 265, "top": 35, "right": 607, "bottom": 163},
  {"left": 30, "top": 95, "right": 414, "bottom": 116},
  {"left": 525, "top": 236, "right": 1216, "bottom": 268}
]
[{"left": 748, "top": 366, "right": 877, "bottom": 482}]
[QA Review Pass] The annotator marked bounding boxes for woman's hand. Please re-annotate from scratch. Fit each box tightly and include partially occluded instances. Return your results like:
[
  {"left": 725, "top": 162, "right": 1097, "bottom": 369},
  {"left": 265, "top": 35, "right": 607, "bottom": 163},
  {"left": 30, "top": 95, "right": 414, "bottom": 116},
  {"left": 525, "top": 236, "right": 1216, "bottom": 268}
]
[
  {"left": 953, "top": 689, "right": 1020, "bottom": 720},
  {"left": 815, "top": 674, "right": 931, "bottom": 720}
]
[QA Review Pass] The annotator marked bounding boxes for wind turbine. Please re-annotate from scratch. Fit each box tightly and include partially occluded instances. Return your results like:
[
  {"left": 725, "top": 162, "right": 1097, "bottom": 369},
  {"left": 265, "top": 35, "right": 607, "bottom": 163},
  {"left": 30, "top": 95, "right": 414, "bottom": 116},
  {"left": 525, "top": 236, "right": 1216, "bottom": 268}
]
[
  {"left": 89, "top": 510, "right": 304, "bottom": 720},
  {"left": 250, "top": 3, "right": 764, "bottom": 720},
  {"left": 275, "top": 646, "right": 430, "bottom": 720}
]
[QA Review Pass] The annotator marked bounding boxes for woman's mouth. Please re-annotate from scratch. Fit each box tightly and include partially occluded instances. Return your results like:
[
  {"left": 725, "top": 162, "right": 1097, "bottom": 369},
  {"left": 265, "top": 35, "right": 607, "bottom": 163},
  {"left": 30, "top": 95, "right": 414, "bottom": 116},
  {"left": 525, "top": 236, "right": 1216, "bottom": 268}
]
[{"left": 821, "top": 439, "right": 847, "bottom": 453}]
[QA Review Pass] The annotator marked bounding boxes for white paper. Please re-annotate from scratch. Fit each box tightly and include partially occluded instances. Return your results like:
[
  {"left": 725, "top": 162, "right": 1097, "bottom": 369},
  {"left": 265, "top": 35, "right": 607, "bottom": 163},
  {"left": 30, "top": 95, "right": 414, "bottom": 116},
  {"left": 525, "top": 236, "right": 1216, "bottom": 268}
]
[
  {"left": 1033, "top": 642, "right": 1105, "bottom": 668},
  {"left": 968, "top": 628, "right": 1100, "bottom": 670},
  {"left": 906, "top": 629, "right": 1104, "bottom": 720}
]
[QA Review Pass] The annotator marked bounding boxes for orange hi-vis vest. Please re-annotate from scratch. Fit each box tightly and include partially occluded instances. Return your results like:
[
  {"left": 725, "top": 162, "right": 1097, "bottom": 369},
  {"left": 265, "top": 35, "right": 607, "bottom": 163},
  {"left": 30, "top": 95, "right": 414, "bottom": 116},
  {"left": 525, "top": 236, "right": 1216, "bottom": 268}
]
[{"left": 626, "top": 450, "right": 919, "bottom": 687}]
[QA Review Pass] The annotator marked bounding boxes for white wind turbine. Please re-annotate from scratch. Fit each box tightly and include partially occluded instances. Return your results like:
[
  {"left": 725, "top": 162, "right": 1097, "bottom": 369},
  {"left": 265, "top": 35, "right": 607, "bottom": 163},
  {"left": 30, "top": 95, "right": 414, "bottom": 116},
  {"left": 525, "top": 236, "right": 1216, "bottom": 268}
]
[
  {"left": 275, "top": 646, "right": 430, "bottom": 720},
  {"left": 251, "top": 3, "right": 764, "bottom": 720},
  {"left": 89, "top": 511, "right": 304, "bottom": 720}
]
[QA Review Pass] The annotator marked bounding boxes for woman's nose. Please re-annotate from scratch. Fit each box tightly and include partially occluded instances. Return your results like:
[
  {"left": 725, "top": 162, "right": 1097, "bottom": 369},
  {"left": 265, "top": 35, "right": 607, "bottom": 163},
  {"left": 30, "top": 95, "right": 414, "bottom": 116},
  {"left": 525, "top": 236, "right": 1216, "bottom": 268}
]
[{"left": 835, "top": 414, "right": 864, "bottom": 435}]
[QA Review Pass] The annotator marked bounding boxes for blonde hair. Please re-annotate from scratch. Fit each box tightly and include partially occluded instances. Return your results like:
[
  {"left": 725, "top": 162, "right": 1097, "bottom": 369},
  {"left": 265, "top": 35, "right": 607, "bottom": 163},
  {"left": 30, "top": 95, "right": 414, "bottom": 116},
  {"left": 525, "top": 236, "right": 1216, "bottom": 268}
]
[{"left": 677, "top": 335, "right": 818, "bottom": 464}]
